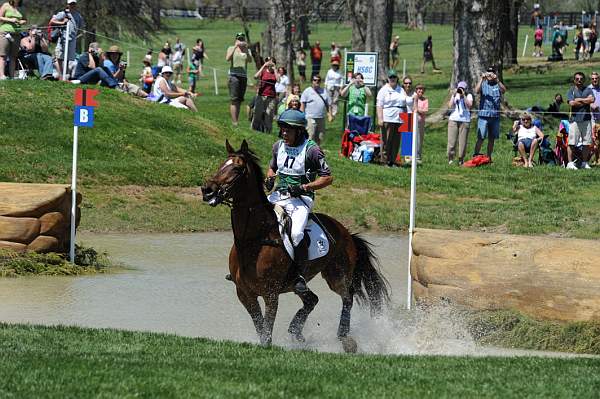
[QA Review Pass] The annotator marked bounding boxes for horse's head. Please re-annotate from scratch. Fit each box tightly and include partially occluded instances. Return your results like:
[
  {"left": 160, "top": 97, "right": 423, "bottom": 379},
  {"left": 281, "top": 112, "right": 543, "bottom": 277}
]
[{"left": 201, "top": 139, "right": 254, "bottom": 207}]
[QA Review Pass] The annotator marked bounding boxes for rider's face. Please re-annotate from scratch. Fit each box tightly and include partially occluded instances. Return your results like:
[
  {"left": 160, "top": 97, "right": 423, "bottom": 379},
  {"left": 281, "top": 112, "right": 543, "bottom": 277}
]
[{"left": 281, "top": 125, "right": 299, "bottom": 145}]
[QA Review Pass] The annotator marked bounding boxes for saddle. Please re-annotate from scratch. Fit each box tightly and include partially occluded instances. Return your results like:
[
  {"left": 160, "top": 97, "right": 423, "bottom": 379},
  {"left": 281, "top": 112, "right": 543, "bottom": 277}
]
[{"left": 273, "top": 205, "right": 330, "bottom": 261}]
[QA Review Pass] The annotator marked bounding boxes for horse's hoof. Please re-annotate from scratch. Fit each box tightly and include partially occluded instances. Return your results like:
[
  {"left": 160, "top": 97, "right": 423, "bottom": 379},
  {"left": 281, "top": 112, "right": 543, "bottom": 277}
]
[
  {"left": 290, "top": 332, "right": 306, "bottom": 343},
  {"left": 340, "top": 336, "right": 358, "bottom": 353}
]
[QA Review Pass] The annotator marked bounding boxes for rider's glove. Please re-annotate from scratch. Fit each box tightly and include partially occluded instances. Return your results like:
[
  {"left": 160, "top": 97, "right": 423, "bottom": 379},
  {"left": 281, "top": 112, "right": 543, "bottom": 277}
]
[
  {"left": 264, "top": 176, "right": 275, "bottom": 191},
  {"left": 288, "top": 184, "right": 304, "bottom": 197}
]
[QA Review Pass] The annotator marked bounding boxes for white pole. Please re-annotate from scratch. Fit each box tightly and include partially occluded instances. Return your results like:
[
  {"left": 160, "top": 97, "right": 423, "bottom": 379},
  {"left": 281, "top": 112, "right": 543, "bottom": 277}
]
[
  {"left": 127, "top": 51, "right": 130, "bottom": 67},
  {"left": 402, "top": 59, "right": 406, "bottom": 78},
  {"left": 213, "top": 68, "right": 218, "bottom": 95},
  {"left": 522, "top": 34, "right": 529, "bottom": 58},
  {"left": 69, "top": 125, "right": 79, "bottom": 263},
  {"left": 406, "top": 111, "right": 418, "bottom": 310},
  {"left": 62, "top": 23, "right": 70, "bottom": 80},
  {"left": 364, "top": 103, "right": 369, "bottom": 116}
]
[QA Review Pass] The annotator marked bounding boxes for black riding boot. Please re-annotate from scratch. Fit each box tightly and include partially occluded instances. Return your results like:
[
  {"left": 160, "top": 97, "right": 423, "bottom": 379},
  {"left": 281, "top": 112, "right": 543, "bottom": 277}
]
[{"left": 293, "top": 238, "right": 310, "bottom": 294}]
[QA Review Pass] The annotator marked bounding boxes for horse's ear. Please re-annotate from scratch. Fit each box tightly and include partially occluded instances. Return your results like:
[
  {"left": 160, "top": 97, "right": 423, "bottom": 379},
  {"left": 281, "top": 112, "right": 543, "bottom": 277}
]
[
  {"left": 225, "top": 139, "right": 235, "bottom": 155},
  {"left": 240, "top": 139, "right": 249, "bottom": 154}
]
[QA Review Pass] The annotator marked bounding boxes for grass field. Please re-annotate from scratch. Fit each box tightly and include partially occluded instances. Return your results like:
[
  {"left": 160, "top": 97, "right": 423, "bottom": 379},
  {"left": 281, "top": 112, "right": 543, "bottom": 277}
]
[
  {"left": 2, "top": 19, "right": 600, "bottom": 237},
  {"left": 0, "top": 323, "right": 599, "bottom": 398}
]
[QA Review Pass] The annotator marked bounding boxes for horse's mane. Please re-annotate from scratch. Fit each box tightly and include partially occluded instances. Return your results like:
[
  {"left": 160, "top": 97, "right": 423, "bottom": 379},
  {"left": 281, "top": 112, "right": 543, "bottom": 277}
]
[{"left": 237, "top": 148, "right": 268, "bottom": 203}]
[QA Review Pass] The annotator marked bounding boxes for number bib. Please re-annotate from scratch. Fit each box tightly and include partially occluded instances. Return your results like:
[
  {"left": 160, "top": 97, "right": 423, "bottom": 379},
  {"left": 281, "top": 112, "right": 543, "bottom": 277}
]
[{"left": 277, "top": 139, "right": 308, "bottom": 177}]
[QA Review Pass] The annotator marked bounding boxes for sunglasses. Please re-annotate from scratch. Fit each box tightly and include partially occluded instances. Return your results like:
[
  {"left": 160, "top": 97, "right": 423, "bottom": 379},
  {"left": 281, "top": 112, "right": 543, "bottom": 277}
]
[
  {"left": 575, "top": 77, "right": 584, "bottom": 81},
  {"left": 403, "top": 82, "right": 412, "bottom": 85},
  {"left": 313, "top": 79, "right": 321, "bottom": 82}
]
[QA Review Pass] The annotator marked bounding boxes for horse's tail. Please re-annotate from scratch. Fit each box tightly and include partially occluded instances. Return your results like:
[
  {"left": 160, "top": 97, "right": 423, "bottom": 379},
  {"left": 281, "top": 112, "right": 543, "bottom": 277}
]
[{"left": 351, "top": 234, "right": 391, "bottom": 316}]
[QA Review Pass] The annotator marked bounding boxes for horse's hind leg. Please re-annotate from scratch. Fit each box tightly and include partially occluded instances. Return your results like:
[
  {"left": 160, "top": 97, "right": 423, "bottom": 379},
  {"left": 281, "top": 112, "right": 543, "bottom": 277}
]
[
  {"left": 338, "top": 293, "right": 358, "bottom": 353},
  {"left": 237, "top": 288, "right": 264, "bottom": 343},
  {"left": 288, "top": 290, "right": 319, "bottom": 342}
]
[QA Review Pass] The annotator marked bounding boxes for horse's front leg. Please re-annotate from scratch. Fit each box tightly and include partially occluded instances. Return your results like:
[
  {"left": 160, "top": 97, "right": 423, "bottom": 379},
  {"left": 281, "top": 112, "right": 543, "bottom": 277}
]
[
  {"left": 261, "top": 294, "right": 279, "bottom": 346},
  {"left": 236, "top": 288, "right": 264, "bottom": 341}
]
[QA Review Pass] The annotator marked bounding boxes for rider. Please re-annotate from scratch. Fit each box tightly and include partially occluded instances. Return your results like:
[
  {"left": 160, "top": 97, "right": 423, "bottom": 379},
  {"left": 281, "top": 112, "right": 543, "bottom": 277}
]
[{"left": 265, "top": 109, "right": 333, "bottom": 294}]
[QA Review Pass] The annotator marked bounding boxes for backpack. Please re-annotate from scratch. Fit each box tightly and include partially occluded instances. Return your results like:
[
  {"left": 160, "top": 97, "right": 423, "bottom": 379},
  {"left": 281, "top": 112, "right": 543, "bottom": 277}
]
[{"left": 47, "top": 11, "right": 64, "bottom": 44}]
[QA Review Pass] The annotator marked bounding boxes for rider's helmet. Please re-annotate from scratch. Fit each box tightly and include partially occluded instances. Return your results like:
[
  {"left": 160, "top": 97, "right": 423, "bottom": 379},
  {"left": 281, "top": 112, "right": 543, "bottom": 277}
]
[{"left": 278, "top": 109, "right": 307, "bottom": 127}]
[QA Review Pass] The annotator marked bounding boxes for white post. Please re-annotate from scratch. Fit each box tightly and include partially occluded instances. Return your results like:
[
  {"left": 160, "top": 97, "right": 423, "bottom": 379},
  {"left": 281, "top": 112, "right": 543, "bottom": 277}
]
[
  {"left": 127, "top": 51, "right": 130, "bottom": 67},
  {"left": 62, "top": 22, "right": 70, "bottom": 81},
  {"left": 213, "top": 68, "right": 218, "bottom": 95},
  {"left": 69, "top": 125, "right": 79, "bottom": 263},
  {"left": 522, "top": 34, "right": 529, "bottom": 58},
  {"left": 402, "top": 59, "right": 406, "bottom": 78},
  {"left": 364, "top": 103, "right": 369, "bottom": 116},
  {"left": 406, "top": 111, "right": 418, "bottom": 310}
]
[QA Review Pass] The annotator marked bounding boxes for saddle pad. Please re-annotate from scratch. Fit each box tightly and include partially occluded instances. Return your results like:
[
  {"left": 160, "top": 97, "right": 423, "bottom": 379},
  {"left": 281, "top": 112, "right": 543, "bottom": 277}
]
[{"left": 274, "top": 205, "right": 330, "bottom": 261}]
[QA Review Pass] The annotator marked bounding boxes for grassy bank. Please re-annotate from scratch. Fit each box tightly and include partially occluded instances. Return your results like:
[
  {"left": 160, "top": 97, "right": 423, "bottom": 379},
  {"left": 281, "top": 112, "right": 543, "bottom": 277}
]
[
  {"left": 0, "top": 246, "right": 112, "bottom": 277},
  {"left": 0, "top": 323, "right": 598, "bottom": 398},
  {"left": 2, "top": 20, "right": 600, "bottom": 237}
]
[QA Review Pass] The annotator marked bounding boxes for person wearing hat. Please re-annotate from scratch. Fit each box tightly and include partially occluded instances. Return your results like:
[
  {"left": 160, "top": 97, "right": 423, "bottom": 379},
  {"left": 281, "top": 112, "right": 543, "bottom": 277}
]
[
  {"left": 140, "top": 54, "right": 154, "bottom": 93},
  {"left": 103, "top": 45, "right": 125, "bottom": 81},
  {"left": 447, "top": 80, "right": 473, "bottom": 165},
  {"left": 265, "top": 109, "right": 333, "bottom": 294},
  {"left": 71, "top": 42, "right": 117, "bottom": 88},
  {"left": 226, "top": 32, "right": 253, "bottom": 126},
  {"left": 152, "top": 65, "right": 197, "bottom": 112},
  {"left": 474, "top": 66, "right": 506, "bottom": 160},
  {"left": 50, "top": 0, "right": 84, "bottom": 80},
  {"left": 376, "top": 69, "right": 404, "bottom": 167},
  {"left": 325, "top": 59, "right": 343, "bottom": 119}
]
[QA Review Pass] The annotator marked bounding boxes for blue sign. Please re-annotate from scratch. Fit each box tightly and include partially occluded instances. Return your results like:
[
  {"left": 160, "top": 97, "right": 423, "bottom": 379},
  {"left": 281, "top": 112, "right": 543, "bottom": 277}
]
[
  {"left": 400, "top": 131, "right": 414, "bottom": 156},
  {"left": 74, "top": 106, "right": 95, "bottom": 127}
]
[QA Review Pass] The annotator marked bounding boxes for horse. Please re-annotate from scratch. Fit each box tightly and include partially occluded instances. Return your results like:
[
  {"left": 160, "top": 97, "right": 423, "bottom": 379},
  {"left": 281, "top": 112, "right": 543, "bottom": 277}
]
[{"left": 201, "top": 139, "right": 390, "bottom": 353}]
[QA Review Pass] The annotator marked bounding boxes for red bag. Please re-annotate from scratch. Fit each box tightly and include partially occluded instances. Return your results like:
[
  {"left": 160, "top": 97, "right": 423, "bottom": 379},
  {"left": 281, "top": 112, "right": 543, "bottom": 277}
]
[{"left": 463, "top": 154, "right": 491, "bottom": 167}]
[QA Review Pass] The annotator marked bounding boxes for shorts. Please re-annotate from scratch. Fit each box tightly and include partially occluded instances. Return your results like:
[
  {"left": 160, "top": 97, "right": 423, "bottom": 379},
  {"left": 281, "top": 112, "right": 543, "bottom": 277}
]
[
  {"left": 477, "top": 116, "right": 500, "bottom": 140},
  {"left": 569, "top": 120, "right": 593, "bottom": 146},
  {"left": 228, "top": 74, "right": 247, "bottom": 103},
  {"left": 534, "top": 39, "right": 543, "bottom": 47},
  {"left": 298, "top": 65, "right": 306, "bottom": 78},
  {"left": 0, "top": 32, "right": 14, "bottom": 57},
  {"left": 518, "top": 138, "right": 534, "bottom": 152}
]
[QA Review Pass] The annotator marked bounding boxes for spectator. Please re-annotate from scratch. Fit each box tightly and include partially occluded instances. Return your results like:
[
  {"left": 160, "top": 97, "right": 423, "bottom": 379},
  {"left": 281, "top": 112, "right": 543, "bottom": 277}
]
[
  {"left": 589, "top": 72, "right": 600, "bottom": 133},
  {"left": 376, "top": 69, "right": 403, "bottom": 167},
  {"left": 252, "top": 56, "right": 278, "bottom": 133},
  {"left": 140, "top": 55, "right": 153, "bottom": 93},
  {"left": 566, "top": 71, "right": 594, "bottom": 169},
  {"left": 153, "top": 65, "right": 198, "bottom": 112},
  {"left": 399, "top": 75, "right": 415, "bottom": 112},
  {"left": 187, "top": 59, "right": 199, "bottom": 94},
  {"left": 420, "top": 35, "right": 440, "bottom": 74},
  {"left": 546, "top": 93, "right": 567, "bottom": 119},
  {"left": 415, "top": 84, "right": 429, "bottom": 162},
  {"left": 340, "top": 72, "right": 372, "bottom": 117},
  {"left": 325, "top": 60, "right": 343, "bottom": 119},
  {"left": 71, "top": 42, "right": 117, "bottom": 88},
  {"left": 161, "top": 41, "right": 172, "bottom": 64},
  {"left": 0, "top": 0, "right": 26, "bottom": 80},
  {"left": 474, "top": 66, "right": 506, "bottom": 160},
  {"left": 300, "top": 74, "right": 331, "bottom": 145},
  {"left": 103, "top": 45, "right": 147, "bottom": 98},
  {"left": 330, "top": 42, "right": 341, "bottom": 64},
  {"left": 575, "top": 27, "right": 583, "bottom": 61},
  {"left": 226, "top": 32, "right": 253, "bottom": 126},
  {"left": 583, "top": 24, "right": 592, "bottom": 60},
  {"left": 533, "top": 25, "right": 544, "bottom": 57},
  {"left": 512, "top": 112, "right": 544, "bottom": 168},
  {"left": 283, "top": 83, "right": 301, "bottom": 112},
  {"left": 172, "top": 37, "right": 185, "bottom": 85},
  {"left": 20, "top": 26, "right": 54, "bottom": 80},
  {"left": 50, "top": 0, "right": 84, "bottom": 80},
  {"left": 550, "top": 25, "right": 565, "bottom": 61},
  {"left": 447, "top": 81, "right": 473, "bottom": 165},
  {"left": 296, "top": 48, "right": 306, "bottom": 83},
  {"left": 310, "top": 41, "right": 322, "bottom": 79},
  {"left": 590, "top": 24, "right": 598, "bottom": 59},
  {"left": 275, "top": 66, "right": 289, "bottom": 101},
  {"left": 389, "top": 35, "right": 399, "bottom": 69},
  {"left": 192, "top": 38, "right": 207, "bottom": 77},
  {"left": 157, "top": 48, "right": 168, "bottom": 68}
]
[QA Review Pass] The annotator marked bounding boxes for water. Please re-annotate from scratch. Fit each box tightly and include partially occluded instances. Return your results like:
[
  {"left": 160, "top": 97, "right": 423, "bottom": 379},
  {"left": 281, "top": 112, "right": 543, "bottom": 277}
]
[{"left": 0, "top": 232, "right": 593, "bottom": 358}]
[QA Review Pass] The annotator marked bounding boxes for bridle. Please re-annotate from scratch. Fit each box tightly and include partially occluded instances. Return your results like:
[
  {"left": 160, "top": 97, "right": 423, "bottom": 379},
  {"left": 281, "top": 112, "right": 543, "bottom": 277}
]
[{"left": 206, "top": 158, "right": 248, "bottom": 208}]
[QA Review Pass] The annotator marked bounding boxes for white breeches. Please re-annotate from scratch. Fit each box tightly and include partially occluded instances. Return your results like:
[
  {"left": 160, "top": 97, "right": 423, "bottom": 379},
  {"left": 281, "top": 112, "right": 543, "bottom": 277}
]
[{"left": 269, "top": 195, "right": 313, "bottom": 247}]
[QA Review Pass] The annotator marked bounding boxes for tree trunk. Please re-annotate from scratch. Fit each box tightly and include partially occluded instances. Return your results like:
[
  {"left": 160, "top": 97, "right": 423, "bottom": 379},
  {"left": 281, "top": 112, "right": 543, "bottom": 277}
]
[
  {"left": 349, "top": 0, "right": 368, "bottom": 51},
  {"left": 406, "top": 0, "right": 426, "bottom": 30},
  {"left": 428, "top": 0, "right": 505, "bottom": 123},
  {"left": 366, "top": 0, "right": 393, "bottom": 84},
  {"left": 262, "top": 0, "right": 295, "bottom": 82},
  {"left": 502, "top": 0, "right": 522, "bottom": 68}
]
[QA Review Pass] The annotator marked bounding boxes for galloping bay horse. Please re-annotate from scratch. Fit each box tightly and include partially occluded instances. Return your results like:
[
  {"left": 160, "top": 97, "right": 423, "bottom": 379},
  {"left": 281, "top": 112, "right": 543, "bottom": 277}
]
[{"left": 201, "top": 140, "right": 390, "bottom": 352}]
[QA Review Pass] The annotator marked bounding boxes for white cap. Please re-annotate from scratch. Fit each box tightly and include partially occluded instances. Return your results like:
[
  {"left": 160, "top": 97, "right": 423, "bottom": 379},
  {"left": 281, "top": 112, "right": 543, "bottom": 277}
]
[
  {"left": 161, "top": 66, "right": 173, "bottom": 74},
  {"left": 68, "top": 0, "right": 77, "bottom": 4}
]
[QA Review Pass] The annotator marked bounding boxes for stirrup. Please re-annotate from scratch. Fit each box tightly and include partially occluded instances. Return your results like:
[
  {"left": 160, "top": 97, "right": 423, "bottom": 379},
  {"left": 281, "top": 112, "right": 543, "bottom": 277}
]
[{"left": 294, "top": 276, "right": 308, "bottom": 294}]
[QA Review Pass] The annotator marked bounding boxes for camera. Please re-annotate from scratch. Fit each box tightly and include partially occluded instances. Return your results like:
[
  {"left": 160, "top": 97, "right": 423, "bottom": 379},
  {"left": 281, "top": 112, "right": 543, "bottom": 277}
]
[
  {"left": 119, "top": 61, "right": 128, "bottom": 68},
  {"left": 456, "top": 88, "right": 464, "bottom": 95}
]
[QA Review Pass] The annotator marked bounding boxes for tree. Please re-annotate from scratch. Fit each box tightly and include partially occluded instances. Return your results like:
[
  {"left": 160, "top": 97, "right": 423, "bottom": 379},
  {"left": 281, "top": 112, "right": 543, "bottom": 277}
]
[
  {"left": 366, "top": 0, "right": 394, "bottom": 83},
  {"left": 450, "top": 0, "right": 505, "bottom": 93},
  {"left": 406, "top": 0, "right": 427, "bottom": 30},
  {"left": 348, "top": 0, "right": 368, "bottom": 51},
  {"left": 261, "top": 0, "right": 295, "bottom": 82},
  {"left": 502, "top": 0, "right": 523, "bottom": 68}
]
